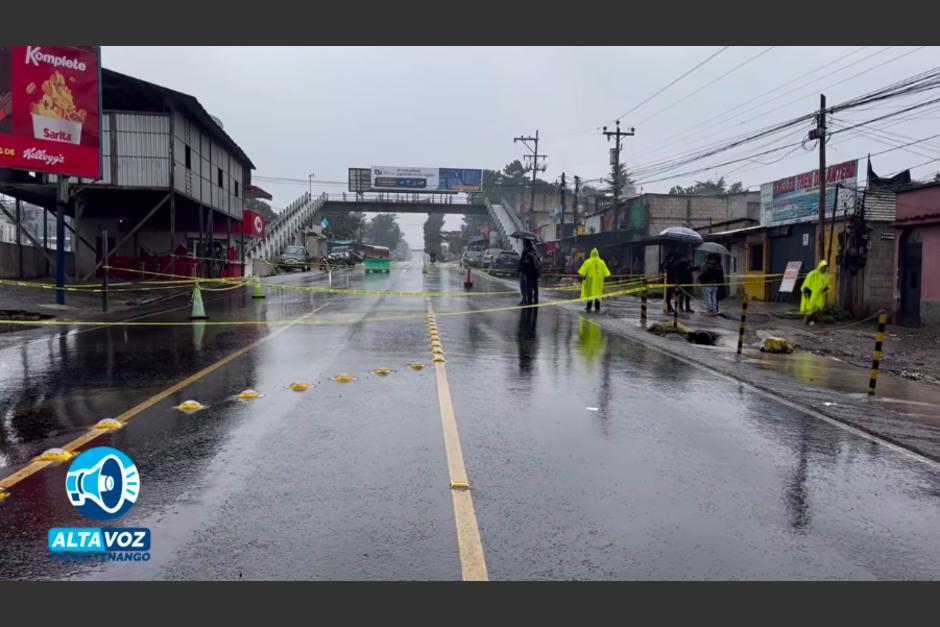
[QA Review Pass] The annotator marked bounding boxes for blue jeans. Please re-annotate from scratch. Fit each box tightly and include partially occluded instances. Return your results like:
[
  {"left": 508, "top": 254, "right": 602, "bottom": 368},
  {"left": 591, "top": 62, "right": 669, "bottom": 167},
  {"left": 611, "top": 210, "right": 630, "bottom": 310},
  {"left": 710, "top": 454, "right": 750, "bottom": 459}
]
[{"left": 702, "top": 286, "right": 718, "bottom": 314}]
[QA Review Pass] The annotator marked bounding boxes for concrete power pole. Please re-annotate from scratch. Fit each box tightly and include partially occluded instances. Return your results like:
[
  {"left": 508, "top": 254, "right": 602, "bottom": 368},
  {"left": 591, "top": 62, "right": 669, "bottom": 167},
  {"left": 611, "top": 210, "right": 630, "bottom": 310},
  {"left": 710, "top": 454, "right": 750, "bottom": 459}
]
[
  {"left": 559, "top": 172, "right": 567, "bottom": 231},
  {"left": 573, "top": 175, "right": 581, "bottom": 237},
  {"left": 808, "top": 94, "right": 828, "bottom": 263},
  {"left": 514, "top": 130, "right": 547, "bottom": 229},
  {"left": 602, "top": 120, "right": 635, "bottom": 209}
]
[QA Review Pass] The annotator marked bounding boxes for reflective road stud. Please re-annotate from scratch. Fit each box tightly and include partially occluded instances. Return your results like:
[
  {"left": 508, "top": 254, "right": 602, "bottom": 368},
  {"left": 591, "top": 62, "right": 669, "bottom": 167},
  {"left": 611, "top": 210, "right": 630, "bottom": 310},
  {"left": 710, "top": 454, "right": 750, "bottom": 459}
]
[
  {"left": 868, "top": 310, "right": 888, "bottom": 396},
  {"left": 737, "top": 295, "right": 748, "bottom": 355},
  {"left": 94, "top": 419, "right": 123, "bottom": 430},
  {"left": 35, "top": 448, "right": 73, "bottom": 462}
]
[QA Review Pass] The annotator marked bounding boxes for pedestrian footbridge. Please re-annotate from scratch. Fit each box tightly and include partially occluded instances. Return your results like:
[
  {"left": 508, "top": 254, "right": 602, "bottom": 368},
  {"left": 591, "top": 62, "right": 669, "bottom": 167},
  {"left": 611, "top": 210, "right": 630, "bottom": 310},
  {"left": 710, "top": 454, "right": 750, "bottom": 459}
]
[{"left": 247, "top": 192, "right": 524, "bottom": 265}]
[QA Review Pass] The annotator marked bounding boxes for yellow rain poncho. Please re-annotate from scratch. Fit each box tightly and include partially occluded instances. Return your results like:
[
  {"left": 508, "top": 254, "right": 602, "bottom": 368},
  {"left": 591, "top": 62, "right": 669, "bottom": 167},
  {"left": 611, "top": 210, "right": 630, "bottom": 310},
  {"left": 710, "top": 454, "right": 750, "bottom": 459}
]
[
  {"left": 578, "top": 248, "right": 611, "bottom": 302},
  {"left": 800, "top": 260, "right": 831, "bottom": 315}
]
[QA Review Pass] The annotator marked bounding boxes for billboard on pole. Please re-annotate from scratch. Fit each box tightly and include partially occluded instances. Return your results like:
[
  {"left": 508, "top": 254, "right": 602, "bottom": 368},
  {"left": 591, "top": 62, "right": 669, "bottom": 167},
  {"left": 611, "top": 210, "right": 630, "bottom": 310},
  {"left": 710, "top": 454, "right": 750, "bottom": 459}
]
[
  {"left": 0, "top": 46, "right": 101, "bottom": 179},
  {"left": 760, "top": 159, "right": 858, "bottom": 227},
  {"left": 369, "top": 166, "right": 482, "bottom": 193}
]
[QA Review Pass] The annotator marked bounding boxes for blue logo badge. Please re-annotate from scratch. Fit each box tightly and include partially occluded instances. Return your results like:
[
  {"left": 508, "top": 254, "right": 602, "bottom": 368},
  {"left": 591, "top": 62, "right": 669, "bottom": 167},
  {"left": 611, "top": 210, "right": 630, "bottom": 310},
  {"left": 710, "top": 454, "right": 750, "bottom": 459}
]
[{"left": 65, "top": 447, "right": 140, "bottom": 520}]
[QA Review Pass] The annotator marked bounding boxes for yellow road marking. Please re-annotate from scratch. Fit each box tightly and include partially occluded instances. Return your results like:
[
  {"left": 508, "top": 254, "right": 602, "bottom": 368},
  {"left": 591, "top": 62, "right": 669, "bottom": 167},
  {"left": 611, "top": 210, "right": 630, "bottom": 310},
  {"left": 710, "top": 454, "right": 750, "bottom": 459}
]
[
  {"left": 0, "top": 303, "right": 329, "bottom": 492},
  {"left": 427, "top": 302, "right": 488, "bottom": 581}
]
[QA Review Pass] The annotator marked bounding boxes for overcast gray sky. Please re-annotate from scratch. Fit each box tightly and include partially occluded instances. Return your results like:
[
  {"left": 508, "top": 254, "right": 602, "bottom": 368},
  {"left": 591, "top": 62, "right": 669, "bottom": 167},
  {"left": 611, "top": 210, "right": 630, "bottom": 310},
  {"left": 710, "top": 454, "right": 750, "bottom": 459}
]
[{"left": 104, "top": 46, "right": 940, "bottom": 248}]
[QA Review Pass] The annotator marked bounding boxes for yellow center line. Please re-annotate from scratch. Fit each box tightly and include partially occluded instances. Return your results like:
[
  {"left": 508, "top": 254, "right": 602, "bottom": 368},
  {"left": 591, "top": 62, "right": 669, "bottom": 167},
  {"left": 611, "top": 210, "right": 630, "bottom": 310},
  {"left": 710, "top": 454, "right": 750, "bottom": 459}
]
[
  {"left": 427, "top": 301, "right": 488, "bottom": 581},
  {"left": 0, "top": 303, "right": 330, "bottom": 492}
]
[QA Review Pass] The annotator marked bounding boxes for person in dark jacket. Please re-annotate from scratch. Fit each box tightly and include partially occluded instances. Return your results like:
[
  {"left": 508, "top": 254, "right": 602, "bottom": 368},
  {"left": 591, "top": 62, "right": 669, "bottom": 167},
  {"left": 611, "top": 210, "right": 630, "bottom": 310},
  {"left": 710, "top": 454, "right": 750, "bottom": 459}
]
[
  {"left": 698, "top": 253, "right": 725, "bottom": 316},
  {"left": 518, "top": 239, "right": 541, "bottom": 305},
  {"left": 673, "top": 253, "right": 698, "bottom": 313},
  {"left": 662, "top": 252, "right": 677, "bottom": 313}
]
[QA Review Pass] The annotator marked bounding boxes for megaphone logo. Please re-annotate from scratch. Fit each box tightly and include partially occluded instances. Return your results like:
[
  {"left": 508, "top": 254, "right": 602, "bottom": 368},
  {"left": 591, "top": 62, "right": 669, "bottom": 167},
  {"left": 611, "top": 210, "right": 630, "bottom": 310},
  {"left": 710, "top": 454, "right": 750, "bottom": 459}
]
[{"left": 65, "top": 447, "right": 140, "bottom": 520}]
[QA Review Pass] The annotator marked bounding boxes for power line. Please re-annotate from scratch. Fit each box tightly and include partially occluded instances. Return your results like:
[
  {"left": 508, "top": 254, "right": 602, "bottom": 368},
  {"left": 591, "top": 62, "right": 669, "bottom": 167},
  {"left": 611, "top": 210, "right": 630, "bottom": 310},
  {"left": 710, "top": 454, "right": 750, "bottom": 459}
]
[
  {"left": 637, "top": 47, "right": 898, "bottom": 165},
  {"left": 635, "top": 47, "right": 775, "bottom": 125},
  {"left": 611, "top": 46, "right": 729, "bottom": 122}
]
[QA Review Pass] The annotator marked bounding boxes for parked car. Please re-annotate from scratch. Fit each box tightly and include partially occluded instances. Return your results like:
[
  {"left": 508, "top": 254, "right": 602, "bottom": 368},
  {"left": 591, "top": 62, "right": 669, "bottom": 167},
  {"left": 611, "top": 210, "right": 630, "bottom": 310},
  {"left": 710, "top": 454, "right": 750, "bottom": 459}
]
[
  {"left": 486, "top": 250, "right": 520, "bottom": 277},
  {"left": 327, "top": 248, "right": 356, "bottom": 266},
  {"left": 279, "top": 245, "right": 311, "bottom": 272},
  {"left": 462, "top": 250, "right": 484, "bottom": 267},
  {"left": 480, "top": 248, "right": 502, "bottom": 268}
]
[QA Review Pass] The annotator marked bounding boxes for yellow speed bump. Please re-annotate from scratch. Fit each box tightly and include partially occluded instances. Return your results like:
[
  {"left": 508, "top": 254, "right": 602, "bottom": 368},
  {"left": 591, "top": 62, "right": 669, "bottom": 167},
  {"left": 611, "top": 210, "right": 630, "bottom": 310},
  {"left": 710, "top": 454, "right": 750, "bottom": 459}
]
[
  {"left": 175, "top": 400, "right": 205, "bottom": 412},
  {"left": 0, "top": 487, "right": 9, "bottom": 501},
  {"left": 333, "top": 374, "right": 356, "bottom": 383},
  {"left": 370, "top": 368, "right": 392, "bottom": 376},
  {"left": 432, "top": 347, "right": 445, "bottom": 355},
  {"left": 289, "top": 382, "right": 310, "bottom": 392},
  {"left": 35, "top": 448, "right": 73, "bottom": 462},
  {"left": 409, "top": 362, "right": 426, "bottom": 370},
  {"left": 238, "top": 389, "right": 260, "bottom": 400},
  {"left": 432, "top": 355, "right": 446, "bottom": 363},
  {"left": 450, "top": 481, "right": 470, "bottom": 490},
  {"left": 93, "top": 419, "right": 123, "bottom": 430}
]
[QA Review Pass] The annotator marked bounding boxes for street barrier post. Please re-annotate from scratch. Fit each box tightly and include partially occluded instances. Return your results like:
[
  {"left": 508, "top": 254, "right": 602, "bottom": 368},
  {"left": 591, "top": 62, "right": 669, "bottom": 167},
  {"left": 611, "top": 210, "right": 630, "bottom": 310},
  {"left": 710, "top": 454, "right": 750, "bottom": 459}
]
[
  {"left": 868, "top": 310, "right": 889, "bottom": 396},
  {"left": 640, "top": 280, "right": 648, "bottom": 327},
  {"left": 737, "top": 294, "right": 748, "bottom": 355},
  {"left": 101, "top": 228, "right": 109, "bottom": 313}
]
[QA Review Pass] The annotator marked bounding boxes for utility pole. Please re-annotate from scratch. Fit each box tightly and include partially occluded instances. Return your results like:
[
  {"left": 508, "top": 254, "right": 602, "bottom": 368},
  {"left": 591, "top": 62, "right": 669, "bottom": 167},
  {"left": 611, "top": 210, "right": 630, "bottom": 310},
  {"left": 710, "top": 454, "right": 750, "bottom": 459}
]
[
  {"left": 808, "top": 94, "right": 827, "bottom": 263},
  {"left": 573, "top": 175, "right": 581, "bottom": 236},
  {"left": 602, "top": 120, "right": 635, "bottom": 209},
  {"left": 309, "top": 172, "right": 315, "bottom": 198},
  {"left": 514, "top": 130, "right": 547, "bottom": 229},
  {"left": 559, "top": 172, "right": 567, "bottom": 232}
]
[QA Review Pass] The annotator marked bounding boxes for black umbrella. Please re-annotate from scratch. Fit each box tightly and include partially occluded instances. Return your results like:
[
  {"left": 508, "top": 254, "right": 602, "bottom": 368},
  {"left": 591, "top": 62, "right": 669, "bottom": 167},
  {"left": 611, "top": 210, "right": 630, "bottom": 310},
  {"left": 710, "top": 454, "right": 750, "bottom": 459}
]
[{"left": 510, "top": 230, "right": 540, "bottom": 242}]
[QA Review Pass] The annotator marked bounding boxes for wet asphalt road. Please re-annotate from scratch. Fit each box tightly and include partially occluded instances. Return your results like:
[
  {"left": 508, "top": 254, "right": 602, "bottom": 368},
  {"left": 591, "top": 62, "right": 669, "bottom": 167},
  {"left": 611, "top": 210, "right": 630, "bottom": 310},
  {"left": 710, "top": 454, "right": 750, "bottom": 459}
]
[{"left": 2, "top": 259, "right": 940, "bottom": 580}]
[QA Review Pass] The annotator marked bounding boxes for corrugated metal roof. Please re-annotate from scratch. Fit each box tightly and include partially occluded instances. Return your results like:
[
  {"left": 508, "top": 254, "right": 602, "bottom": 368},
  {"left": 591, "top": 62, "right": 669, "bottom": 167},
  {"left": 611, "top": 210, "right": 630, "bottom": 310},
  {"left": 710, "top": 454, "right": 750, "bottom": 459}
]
[{"left": 863, "top": 188, "right": 896, "bottom": 222}]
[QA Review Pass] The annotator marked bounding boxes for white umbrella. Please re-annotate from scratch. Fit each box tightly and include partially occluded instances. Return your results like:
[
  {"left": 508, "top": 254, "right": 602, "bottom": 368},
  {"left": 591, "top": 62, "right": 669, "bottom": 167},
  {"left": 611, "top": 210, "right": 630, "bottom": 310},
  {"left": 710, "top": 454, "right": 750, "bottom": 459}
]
[
  {"left": 697, "top": 241, "right": 731, "bottom": 256},
  {"left": 658, "top": 226, "right": 704, "bottom": 245}
]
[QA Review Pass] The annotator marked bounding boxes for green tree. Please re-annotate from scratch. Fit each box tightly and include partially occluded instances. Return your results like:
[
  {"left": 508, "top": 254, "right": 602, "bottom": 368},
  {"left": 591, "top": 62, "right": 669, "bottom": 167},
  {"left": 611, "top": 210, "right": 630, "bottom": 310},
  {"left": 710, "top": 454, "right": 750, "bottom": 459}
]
[
  {"left": 246, "top": 198, "right": 276, "bottom": 222},
  {"left": 605, "top": 161, "right": 634, "bottom": 198},
  {"left": 423, "top": 213, "right": 445, "bottom": 259},
  {"left": 364, "top": 213, "right": 403, "bottom": 249},
  {"left": 324, "top": 210, "right": 365, "bottom": 241},
  {"left": 668, "top": 177, "right": 745, "bottom": 195},
  {"left": 934, "top": 172, "right": 940, "bottom": 183}
]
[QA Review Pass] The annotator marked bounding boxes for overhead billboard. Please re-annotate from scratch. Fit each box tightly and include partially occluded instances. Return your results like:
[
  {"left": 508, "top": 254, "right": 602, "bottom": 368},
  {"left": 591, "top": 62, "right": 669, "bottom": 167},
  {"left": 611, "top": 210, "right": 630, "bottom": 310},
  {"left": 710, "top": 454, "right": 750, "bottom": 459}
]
[
  {"left": 370, "top": 166, "right": 482, "bottom": 193},
  {"left": 760, "top": 159, "right": 858, "bottom": 227},
  {"left": 0, "top": 46, "right": 102, "bottom": 178}
]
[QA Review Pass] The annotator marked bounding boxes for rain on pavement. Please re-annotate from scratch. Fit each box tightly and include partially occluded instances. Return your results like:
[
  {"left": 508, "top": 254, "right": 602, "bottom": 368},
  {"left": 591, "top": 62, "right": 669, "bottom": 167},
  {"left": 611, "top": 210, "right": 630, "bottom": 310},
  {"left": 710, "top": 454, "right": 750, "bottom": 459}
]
[{"left": 2, "top": 260, "right": 940, "bottom": 580}]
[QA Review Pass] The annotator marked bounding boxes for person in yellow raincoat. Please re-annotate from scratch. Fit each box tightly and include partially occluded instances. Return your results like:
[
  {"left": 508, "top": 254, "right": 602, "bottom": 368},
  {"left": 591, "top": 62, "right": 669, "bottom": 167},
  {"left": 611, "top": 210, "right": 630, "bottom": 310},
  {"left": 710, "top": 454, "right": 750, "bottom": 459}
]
[
  {"left": 800, "top": 259, "right": 831, "bottom": 326},
  {"left": 578, "top": 248, "right": 611, "bottom": 313}
]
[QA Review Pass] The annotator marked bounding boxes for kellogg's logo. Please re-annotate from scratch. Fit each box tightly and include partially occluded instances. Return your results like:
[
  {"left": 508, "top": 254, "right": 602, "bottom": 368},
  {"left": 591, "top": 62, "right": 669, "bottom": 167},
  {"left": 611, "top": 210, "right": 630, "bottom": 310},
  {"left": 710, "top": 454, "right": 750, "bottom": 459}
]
[
  {"left": 22, "top": 147, "right": 65, "bottom": 167},
  {"left": 24, "top": 46, "right": 87, "bottom": 72}
]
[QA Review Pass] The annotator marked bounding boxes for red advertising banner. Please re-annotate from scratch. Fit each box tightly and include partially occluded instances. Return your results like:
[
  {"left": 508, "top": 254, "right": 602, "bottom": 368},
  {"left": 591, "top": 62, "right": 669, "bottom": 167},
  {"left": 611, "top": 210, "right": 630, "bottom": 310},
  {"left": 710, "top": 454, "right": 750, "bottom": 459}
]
[
  {"left": 243, "top": 210, "right": 266, "bottom": 238},
  {"left": 0, "top": 46, "right": 101, "bottom": 178}
]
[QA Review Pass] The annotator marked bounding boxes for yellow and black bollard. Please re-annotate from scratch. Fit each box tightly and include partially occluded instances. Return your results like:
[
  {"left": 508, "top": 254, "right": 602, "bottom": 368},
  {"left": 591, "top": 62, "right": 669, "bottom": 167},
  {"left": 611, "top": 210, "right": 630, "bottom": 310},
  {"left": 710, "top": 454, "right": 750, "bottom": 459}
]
[
  {"left": 736, "top": 294, "right": 748, "bottom": 355},
  {"left": 640, "top": 280, "right": 648, "bottom": 327},
  {"left": 673, "top": 283, "right": 679, "bottom": 328},
  {"left": 867, "top": 310, "right": 889, "bottom": 396}
]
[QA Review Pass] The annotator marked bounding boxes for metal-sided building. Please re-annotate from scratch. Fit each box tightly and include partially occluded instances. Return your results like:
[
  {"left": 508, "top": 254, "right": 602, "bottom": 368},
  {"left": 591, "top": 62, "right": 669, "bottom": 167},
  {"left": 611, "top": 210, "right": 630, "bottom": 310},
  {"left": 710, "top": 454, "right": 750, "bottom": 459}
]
[{"left": 0, "top": 68, "right": 262, "bottom": 282}]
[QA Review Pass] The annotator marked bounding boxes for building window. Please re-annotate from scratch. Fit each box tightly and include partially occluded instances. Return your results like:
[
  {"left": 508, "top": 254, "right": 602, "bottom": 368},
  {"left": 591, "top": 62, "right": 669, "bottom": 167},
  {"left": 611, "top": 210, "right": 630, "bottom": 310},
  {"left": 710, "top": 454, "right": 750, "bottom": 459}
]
[
  {"left": 748, "top": 243, "right": 763, "bottom": 271},
  {"left": 234, "top": 179, "right": 239, "bottom": 198},
  {"left": 184, "top": 145, "right": 191, "bottom": 169},
  {"left": 218, "top": 168, "right": 223, "bottom": 188}
]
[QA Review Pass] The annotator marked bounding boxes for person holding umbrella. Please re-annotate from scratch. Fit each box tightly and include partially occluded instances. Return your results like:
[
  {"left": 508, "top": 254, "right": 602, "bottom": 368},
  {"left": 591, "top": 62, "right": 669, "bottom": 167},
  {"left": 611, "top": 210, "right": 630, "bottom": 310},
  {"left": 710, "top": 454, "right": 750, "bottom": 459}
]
[
  {"left": 518, "top": 239, "right": 542, "bottom": 304},
  {"left": 698, "top": 253, "right": 725, "bottom": 316},
  {"left": 578, "top": 248, "right": 611, "bottom": 312}
]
